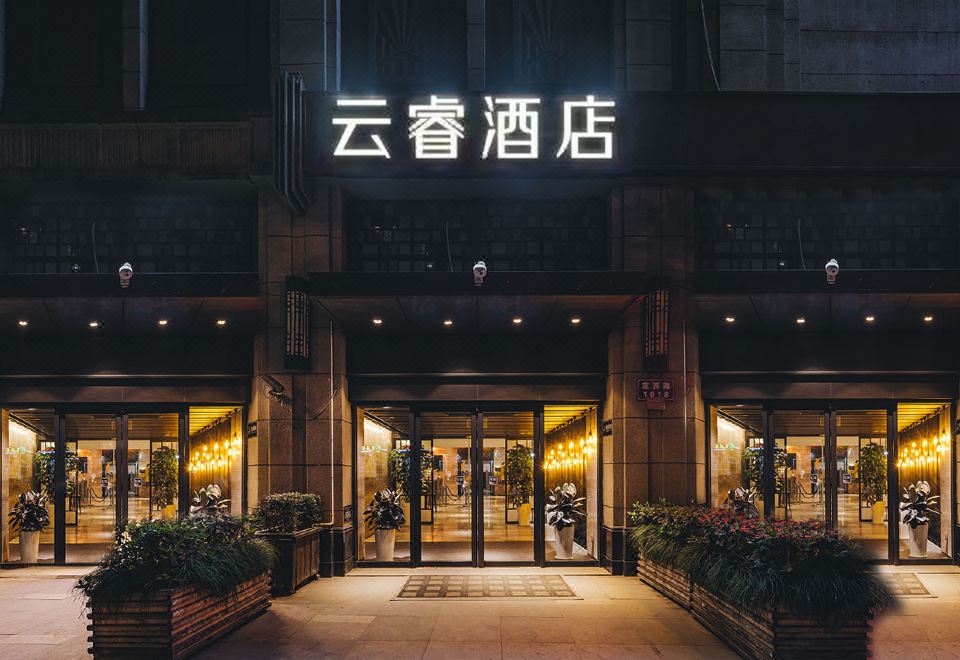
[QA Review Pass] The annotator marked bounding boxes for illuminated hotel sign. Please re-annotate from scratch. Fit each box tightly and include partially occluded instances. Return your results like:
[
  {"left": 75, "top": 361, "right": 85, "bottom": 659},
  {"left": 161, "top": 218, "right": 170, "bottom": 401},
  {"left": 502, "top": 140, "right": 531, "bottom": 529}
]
[{"left": 331, "top": 95, "right": 616, "bottom": 161}]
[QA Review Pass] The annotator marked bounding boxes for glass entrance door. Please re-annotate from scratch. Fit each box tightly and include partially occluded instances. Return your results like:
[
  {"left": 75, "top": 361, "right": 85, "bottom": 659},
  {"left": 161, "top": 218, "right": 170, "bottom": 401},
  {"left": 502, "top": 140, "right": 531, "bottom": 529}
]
[
  {"left": 65, "top": 414, "right": 118, "bottom": 563},
  {"left": 420, "top": 412, "right": 474, "bottom": 563}
]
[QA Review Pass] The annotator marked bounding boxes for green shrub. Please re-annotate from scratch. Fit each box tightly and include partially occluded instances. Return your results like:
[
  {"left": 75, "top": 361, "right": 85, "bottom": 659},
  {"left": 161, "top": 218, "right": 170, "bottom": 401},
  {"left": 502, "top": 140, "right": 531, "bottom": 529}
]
[
  {"left": 628, "top": 502, "right": 890, "bottom": 623},
  {"left": 75, "top": 515, "right": 275, "bottom": 603},
  {"left": 251, "top": 492, "right": 324, "bottom": 534}
]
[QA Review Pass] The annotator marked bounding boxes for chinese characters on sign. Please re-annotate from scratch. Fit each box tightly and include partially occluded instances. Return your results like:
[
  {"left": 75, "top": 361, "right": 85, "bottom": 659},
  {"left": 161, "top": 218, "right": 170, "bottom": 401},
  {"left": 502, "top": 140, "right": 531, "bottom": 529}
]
[
  {"left": 637, "top": 379, "right": 674, "bottom": 401},
  {"left": 332, "top": 95, "right": 616, "bottom": 160}
]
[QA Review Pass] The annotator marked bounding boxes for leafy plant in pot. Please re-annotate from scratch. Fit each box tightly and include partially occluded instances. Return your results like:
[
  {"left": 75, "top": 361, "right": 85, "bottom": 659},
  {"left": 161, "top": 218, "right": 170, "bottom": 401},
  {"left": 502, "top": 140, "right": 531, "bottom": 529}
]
[
  {"left": 546, "top": 483, "right": 585, "bottom": 559},
  {"left": 389, "top": 448, "right": 431, "bottom": 522},
  {"left": 150, "top": 446, "right": 178, "bottom": 519},
  {"left": 364, "top": 489, "right": 405, "bottom": 561},
  {"left": 858, "top": 442, "right": 887, "bottom": 524},
  {"left": 901, "top": 480, "right": 940, "bottom": 558},
  {"left": 505, "top": 444, "right": 534, "bottom": 527},
  {"left": 8, "top": 491, "right": 50, "bottom": 564}
]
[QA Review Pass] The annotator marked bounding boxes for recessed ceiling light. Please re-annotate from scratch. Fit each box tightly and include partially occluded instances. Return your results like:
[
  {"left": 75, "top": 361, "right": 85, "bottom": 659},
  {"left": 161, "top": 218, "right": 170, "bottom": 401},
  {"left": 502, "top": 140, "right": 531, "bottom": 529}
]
[
  {"left": 795, "top": 317, "right": 806, "bottom": 325},
  {"left": 443, "top": 319, "right": 453, "bottom": 327},
  {"left": 371, "top": 317, "right": 383, "bottom": 326},
  {"left": 571, "top": 317, "right": 582, "bottom": 325},
  {"left": 923, "top": 315, "right": 934, "bottom": 323},
  {"left": 157, "top": 319, "right": 169, "bottom": 326},
  {"left": 865, "top": 315, "right": 875, "bottom": 323},
  {"left": 724, "top": 316, "right": 735, "bottom": 324},
  {"left": 17, "top": 320, "right": 28, "bottom": 327},
  {"left": 216, "top": 319, "right": 227, "bottom": 327},
  {"left": 88, "top": 320, "right": 101, "bottom": 328},
  {"left": 512, "top": 317, "right": 523, "bottom": 325}
]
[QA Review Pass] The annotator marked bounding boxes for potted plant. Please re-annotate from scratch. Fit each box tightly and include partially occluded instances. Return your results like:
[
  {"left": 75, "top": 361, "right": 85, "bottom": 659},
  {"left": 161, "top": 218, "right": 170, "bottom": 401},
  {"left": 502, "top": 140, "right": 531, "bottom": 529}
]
[
  {"left": 859, "top": 442, "right": 887, "bottom": 524},
  {"left": 8, "top": 491, "right": 50, "bottom": 564},
  {"left": 546, "top": 483, "right": 585, "bottom": 559},
  {"left": 77, "top": 498, "right": 274, "bottom": 659},
  {"left": 363, "top": 489, "right": 405, "bottom": 561},
  {"left": 629, "top": 502, "right": 890, "bottom": 659},
  {"left": 723, "top": 486, "right": 759, "bottom": 518},
  {"left": 388, "top": 448, "right": 431, "bottom": 523},
  {"left": 901, "top": 480, "right": 940, "bottom": 558},
  {"left": 505, "top": 444, "right": 534, "bottom": 526},
  {"left": 150, "top": 446, "right": 179, "bottom": 519},
  {"left": 251, "top": 492, "right": 325, "bottom": 595}
]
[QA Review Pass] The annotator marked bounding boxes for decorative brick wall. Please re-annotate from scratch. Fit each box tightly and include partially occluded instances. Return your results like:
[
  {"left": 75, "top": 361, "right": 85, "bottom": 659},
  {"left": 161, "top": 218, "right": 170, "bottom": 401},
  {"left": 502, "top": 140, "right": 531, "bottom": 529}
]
[
  {"left": 3, "top": 196, "right": 256, "bottom": 274},
  {"left": 346, "top": 198, "right": 608, "bottom": 272},
  {"left": 696, "top": 185, "right": 960, "bottom": 270}
]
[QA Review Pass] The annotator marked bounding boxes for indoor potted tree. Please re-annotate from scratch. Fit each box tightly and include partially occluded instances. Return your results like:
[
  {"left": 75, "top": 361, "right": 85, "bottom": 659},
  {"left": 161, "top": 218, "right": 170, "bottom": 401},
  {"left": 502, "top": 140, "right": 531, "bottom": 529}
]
[
  {"left": 251, "top": 492, "right": 324, "bottom": 595},
  {"left": 546, "top": 483, "right": 585, "bottom": 559},
  {"left": 505, "top": 444, "right": 534, "bottom": 527},
  {"left": 150, "top": 446, "right": 179, "bottom": 520},
  {"left": 389, "top": 448, "right": 431, "bottom": 524},
  {"left": 858, "top": 442, "right": 887, "bottom": 524},
  {"left": 901, "top": 480, "right": 940, "bottom": 558},
  {"left": 8, "top": 490, "right": 50, "bottom": 564},
  {"left": 363, "top": 489, "right": 405, "bottom": 561}
]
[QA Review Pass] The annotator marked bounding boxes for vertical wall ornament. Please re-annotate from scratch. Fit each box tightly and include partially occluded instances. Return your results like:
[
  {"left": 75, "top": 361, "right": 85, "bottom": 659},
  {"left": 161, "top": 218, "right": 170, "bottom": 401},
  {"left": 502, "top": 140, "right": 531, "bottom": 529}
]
[
  {"left": 643, "top": 283, "right": 669, "bottom": 372},
  {"left": 273, "top": 71, "right": 309, "bottom": 215},
  {"left": 285, "top": 277, "right": 310, "bottom": 371}
]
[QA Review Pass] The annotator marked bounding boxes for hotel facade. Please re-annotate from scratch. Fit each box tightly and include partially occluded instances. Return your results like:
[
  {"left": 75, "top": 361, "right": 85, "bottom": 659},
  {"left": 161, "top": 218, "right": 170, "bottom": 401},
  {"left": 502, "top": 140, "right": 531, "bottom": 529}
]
[{"left": 2, "top": 0, "right": 960, "bottom": 574}]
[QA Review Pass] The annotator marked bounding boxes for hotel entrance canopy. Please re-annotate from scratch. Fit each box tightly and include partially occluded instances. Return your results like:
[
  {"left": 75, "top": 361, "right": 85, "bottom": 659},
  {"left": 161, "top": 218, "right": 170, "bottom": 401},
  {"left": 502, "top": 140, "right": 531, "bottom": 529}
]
[{"left": 305, "top": 271, "right": 647, "bottom": 335}]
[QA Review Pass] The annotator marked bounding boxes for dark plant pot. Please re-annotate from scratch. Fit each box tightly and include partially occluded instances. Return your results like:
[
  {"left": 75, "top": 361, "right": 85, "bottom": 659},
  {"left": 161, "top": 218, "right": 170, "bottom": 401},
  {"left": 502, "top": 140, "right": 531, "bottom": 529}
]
[
  {"left": 259, "top": 526, "right": 323, "bottom": 596},
  {"left": 86, "top": 574, "right": 271, "bottom": 659},
  {"left": 637, "top": 555, "right": 871, "bottom": 660}
]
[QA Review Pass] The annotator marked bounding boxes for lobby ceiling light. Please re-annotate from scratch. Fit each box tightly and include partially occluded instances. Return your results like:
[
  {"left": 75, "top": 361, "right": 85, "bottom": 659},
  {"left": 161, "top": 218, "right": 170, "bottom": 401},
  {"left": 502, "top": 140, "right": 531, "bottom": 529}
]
[
  {"left": 216, "top": 319, "right": 227, "bottom": 327},
  {"left": 157, "top": 319, "right": 169, "bottom": 327},
  {"left": 571, "top": 317, "right": 582, "bottom": 325},
  {"left": 17, "top": 320, "right": 28, "bottom": 327},
  {"left": 923, "top": 315, "right": 934, "bottom": 323},
  {"left": 795, "top": 317, "right": 806, "bottom": 325},
  {"left": 88, "top": 320, "right": 101, "bottom": 328},
  {"left": 512, "top": 317, "right": 523, "bottom": 325},
  {"left": 371, "top": 317, "right": 383, "bottom": 326},
  {"left": 865, "top": 315, "right": 875, "bottom": 323},
  {"left": 724, "top": 316, "right": 735, "bottom": 324},
  {"left": 443, "top": 319, "right": 453, "bottom": 327}
]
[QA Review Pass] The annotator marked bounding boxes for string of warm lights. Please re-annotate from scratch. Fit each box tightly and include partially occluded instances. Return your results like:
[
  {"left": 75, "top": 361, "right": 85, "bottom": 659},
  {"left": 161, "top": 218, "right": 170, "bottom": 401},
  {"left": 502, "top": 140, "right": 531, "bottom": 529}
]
[
  {"left": 544, "top": 433, "right": 597, "bottom": 470},
  {"left": 187, "top": 434, "right": 242, "bottom": 473},
  {"left": 897, "top": 411, "right": 949, "bottom": 471}
]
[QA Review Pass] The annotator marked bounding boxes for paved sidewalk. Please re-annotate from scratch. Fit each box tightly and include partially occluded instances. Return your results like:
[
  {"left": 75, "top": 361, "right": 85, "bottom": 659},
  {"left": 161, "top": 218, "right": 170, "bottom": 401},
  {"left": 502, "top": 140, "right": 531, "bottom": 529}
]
[{"left": 1, "top": 564, "right": 958, "bottom": 659}]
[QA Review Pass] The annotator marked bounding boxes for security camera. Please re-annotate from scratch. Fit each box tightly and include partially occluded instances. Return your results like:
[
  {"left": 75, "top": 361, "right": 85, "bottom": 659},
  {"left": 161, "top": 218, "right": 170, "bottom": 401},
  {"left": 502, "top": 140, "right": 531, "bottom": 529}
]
[
  {"left": 260, "top": 374, "right": 290, "bottom": 405},
  {"left": 824, "top": 258, "right": 839, "bottom": 285},
  {"left": 118, "top": 262, "right": 133, "bottom": 288},
  {"left": 473, "top": 260, "right": 487, "bottom": 287}
]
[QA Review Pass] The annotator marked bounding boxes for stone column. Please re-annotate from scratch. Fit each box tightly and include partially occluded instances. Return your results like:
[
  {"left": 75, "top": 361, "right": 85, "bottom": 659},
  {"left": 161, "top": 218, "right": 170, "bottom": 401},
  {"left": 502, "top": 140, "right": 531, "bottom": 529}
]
[
  {"left": 603, "top": 185, "right": 704, "bottom": 575},
  {"left": 252, "top": 183, "right": 353, "bottom": 573}
]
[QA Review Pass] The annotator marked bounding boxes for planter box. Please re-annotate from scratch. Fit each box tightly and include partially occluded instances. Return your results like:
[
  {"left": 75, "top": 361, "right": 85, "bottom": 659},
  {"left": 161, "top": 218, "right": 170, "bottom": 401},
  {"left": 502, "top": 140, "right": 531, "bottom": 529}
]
[
  {"left": 260, "top": 526, "right": 323, "bottom": 596},
  {"left": 637, "top": 556, "right": 871, "bottom": 660},
  {"left": 86, "top": 574, "right": 270, "bottom": 659}
]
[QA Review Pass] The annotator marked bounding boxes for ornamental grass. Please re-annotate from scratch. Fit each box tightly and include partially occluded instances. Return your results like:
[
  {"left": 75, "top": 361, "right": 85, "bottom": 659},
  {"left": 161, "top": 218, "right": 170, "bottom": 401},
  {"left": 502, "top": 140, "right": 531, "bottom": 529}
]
[
  {"left": 75, "top": 515, "right": 275, "bottom": 603},
  {"left": 628, "top": 502, "right": 890, "bottom": 623}
]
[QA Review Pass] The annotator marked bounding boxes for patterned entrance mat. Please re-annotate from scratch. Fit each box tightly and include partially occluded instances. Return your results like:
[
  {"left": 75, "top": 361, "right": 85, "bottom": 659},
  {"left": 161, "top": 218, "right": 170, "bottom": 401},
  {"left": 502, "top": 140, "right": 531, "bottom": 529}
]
[
  {"left": 396, "top": 575, "right": 578, "bottom": 599},
  {"left": 879, "top": 573, "right": 934, "bottom": 597}
]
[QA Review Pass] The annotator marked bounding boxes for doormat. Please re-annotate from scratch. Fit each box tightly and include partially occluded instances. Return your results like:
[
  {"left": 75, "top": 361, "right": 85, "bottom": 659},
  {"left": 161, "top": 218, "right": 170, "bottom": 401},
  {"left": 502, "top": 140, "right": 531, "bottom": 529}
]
[
  {"left": 396, "top": 575, "right": 578, "bottom": 599},
  {"left": 879, "top": 573, "right": 934, "bottom": 597}
]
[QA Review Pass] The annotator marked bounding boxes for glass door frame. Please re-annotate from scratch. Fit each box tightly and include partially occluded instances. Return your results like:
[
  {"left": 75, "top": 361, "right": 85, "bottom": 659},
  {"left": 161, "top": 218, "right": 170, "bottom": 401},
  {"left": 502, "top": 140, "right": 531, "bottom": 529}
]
[
  {"left": 354, "top": 401, "right": 602, "bottom": 569},
  {"left": 707, "top": 398, "right": 956, "bottom": 565},
  {"left": 3, "top": 402, "right": 243, "bottom": 565}
]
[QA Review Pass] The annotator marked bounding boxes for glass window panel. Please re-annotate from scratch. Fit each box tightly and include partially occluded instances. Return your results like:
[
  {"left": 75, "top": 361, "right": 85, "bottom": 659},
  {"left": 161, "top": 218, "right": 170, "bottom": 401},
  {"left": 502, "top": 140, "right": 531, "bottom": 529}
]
[
  {"left": 835, "top": 410, "right": 889, "bottom": 561},
  {"left": 357, "top": 406, "right": 411, "bottom": 562},
  {"left": 128, "top": 413, "right": 180, "bottom": 522},
  {"left": 3, "top": 409, "right": 56, "bottom": 564},
  {"left": 897, "top": 402, "right": 951, "bottom": 561},
  {"left": 710, "top": 405, "right": 763, "bottom": 515},
  {"left": 188, "top": 407, "right": 244, "bottom": 517},
  {"left": 544, "top": 405, "right": 598, "bottom": 561}
]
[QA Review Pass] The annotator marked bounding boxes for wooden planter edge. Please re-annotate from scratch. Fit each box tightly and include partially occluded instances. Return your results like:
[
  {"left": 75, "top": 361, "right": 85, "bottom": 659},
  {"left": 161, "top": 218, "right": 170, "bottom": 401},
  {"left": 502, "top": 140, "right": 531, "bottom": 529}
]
[
  {"left": 637, "top": 556, "right": 872, "bottom": 660},
  {"left": 87, "top": 573, "right": 271, "bottom": 659}
]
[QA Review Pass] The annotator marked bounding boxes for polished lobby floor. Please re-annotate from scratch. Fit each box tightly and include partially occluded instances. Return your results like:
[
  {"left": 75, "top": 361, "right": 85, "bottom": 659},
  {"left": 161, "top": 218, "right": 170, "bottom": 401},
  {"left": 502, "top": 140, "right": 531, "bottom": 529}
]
[{"left": 362, "top": 493, "right": 594, "bottom": 563}]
